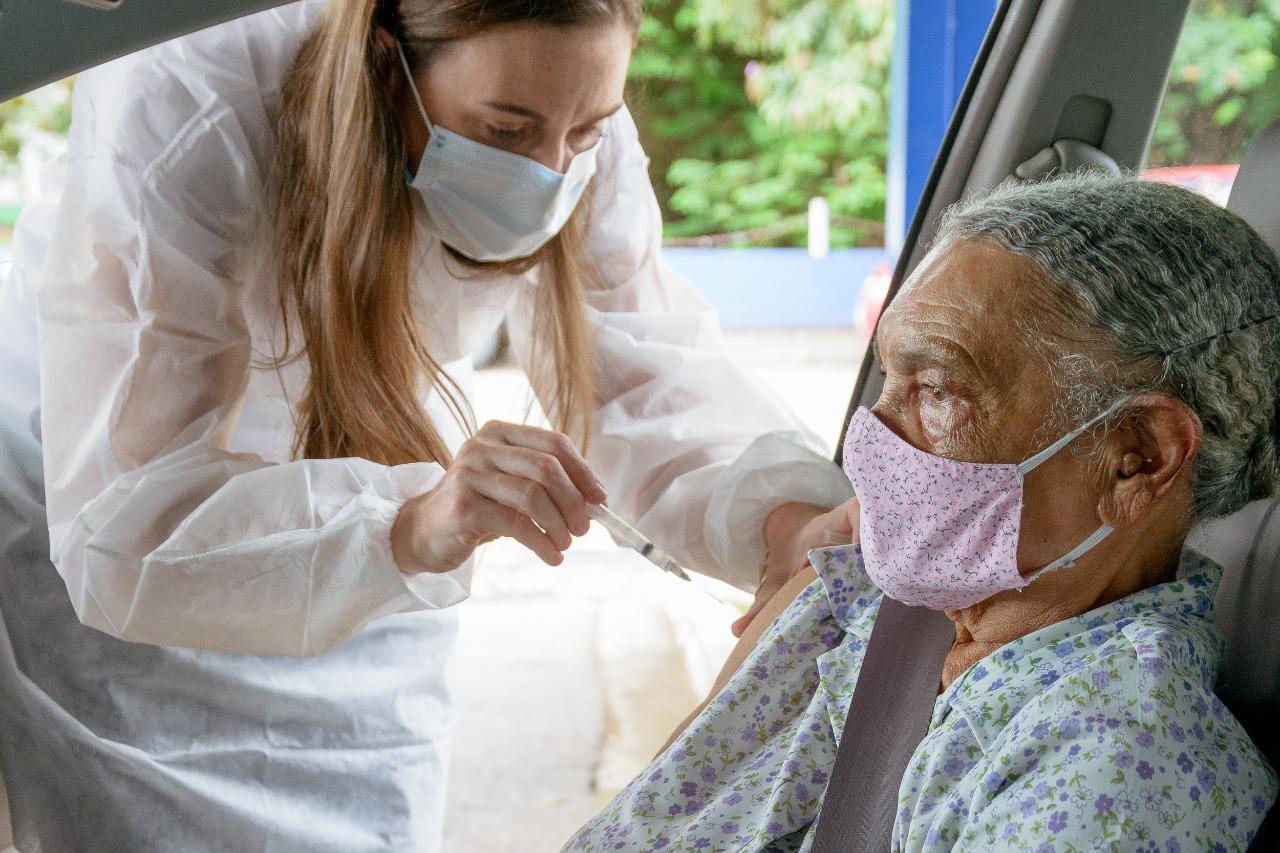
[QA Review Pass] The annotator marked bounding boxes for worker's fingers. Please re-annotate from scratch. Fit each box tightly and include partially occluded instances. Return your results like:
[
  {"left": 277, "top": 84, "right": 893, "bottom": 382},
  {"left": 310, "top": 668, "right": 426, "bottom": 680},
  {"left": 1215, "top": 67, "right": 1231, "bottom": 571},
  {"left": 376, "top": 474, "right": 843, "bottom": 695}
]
[
  {"left": 476, "top": 421, "right": 606, "bottom": 504},
  {"left": 464, "top": 492, "right": 564, "bottom": 566},
  {"left": 470, "top": 470, "right": 573, "bottom": 552},
  {"left": 478, "top": 443, "right": 592, "bottom": 536}
]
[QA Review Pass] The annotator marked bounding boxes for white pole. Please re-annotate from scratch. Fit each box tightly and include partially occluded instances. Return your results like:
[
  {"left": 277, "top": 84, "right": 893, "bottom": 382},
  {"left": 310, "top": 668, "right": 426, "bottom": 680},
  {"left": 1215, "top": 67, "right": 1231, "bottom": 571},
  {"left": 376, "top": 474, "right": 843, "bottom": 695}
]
[{"left": 807, "top": 197, "right": 830, "bottom": 260}]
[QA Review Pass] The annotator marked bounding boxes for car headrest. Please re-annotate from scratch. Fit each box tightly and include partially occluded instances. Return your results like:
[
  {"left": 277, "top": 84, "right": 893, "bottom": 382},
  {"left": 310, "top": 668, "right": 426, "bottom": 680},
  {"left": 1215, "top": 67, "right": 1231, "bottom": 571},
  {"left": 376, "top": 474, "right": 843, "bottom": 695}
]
[
  {"left": 1187, "top": 115, "right": 1280, "bottom": 778},
  {"left": 1227, "top": 117, "right": 1280, "bottom": 256}
]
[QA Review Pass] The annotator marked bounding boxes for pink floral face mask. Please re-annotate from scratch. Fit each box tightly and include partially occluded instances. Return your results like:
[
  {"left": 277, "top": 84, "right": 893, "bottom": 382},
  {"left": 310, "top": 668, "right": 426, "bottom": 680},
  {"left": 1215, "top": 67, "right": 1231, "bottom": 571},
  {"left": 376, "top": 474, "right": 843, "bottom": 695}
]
[{"left": 841, "top": 398, "right": 1127, "bottom": 611}]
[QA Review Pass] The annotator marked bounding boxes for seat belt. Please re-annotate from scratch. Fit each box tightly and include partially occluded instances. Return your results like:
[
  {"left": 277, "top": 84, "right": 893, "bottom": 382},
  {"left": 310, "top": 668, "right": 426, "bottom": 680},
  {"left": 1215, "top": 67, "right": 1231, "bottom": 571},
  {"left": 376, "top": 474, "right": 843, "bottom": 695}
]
[{"left": 811, "top": 597, "right": 955, "bottom": 852}]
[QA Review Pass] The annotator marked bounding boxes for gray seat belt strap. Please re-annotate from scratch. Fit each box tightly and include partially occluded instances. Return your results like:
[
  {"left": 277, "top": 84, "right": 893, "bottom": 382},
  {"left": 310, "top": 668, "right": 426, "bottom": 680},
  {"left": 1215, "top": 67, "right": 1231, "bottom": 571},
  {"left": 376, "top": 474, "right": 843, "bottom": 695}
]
[{"left": 811, "top": 597, "right": 955, "bottom": 852}]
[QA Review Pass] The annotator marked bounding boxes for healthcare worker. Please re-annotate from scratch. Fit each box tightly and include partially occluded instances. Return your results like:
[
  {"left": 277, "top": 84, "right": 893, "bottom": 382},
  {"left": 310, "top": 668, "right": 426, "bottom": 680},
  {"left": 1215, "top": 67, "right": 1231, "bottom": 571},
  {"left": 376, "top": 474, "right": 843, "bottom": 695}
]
[{"left": 0, "top": 0, "right": 853, "bottom": 850}]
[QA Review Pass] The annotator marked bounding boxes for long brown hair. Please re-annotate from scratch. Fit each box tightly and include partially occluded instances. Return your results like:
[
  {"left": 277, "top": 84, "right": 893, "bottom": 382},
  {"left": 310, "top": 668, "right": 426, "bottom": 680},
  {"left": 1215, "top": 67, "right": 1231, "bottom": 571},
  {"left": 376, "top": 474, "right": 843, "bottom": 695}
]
[{"left": 269, "top": 0, "right": 641, "bottom": 466}]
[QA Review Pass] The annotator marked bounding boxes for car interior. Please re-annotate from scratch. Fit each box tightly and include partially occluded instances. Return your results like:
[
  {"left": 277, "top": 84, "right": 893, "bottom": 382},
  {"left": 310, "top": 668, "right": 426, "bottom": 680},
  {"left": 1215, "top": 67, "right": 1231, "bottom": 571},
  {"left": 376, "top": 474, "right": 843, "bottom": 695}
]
[{"left": 1, "top": 0, "right": 1279, "bottom": 848}]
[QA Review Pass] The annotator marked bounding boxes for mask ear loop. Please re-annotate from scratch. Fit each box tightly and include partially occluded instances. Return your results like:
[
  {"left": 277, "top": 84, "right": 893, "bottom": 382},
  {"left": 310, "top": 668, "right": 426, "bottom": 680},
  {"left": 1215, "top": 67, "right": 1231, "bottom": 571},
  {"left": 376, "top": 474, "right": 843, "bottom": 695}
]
[
  {"left": 396, "top": 42, "right": 435, "bottom": 137},
  {"left": 1017, "top": 394, "right": 1131, "bottom": 476},
  {"left": 1014, "top": 395, "right": 1131, "bottom": 584},
  {"left": 1023, "top": 523, "right": 1115, "bottom": 581}
]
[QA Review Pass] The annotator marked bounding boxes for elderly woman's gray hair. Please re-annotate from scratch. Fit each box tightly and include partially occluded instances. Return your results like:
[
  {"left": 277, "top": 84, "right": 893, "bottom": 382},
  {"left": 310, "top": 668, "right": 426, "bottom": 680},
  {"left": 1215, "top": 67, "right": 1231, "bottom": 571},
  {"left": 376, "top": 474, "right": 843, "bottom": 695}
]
[{"left": 936, "top": 171, "right": 1280, "bottom": 521}]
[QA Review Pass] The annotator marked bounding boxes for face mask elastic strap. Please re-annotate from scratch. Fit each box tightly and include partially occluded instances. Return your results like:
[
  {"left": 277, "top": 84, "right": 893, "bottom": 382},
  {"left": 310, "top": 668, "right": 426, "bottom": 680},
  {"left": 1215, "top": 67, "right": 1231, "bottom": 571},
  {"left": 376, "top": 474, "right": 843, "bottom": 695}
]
[
  {"left": 1023, "top": 523, "right": 1114, "bottom": 585},
  {"left": 1017, "top": 395, "right": 1131, "bottom": 476},
  {"left": 396, "top": 42, "right": 434, "bottom": 136}
]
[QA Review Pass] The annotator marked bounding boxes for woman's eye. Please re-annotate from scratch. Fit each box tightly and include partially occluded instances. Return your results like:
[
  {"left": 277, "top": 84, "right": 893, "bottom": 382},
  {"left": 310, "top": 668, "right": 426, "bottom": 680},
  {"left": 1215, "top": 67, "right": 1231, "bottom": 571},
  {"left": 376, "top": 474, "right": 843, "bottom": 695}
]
[
  {"left": 573, "top": 125, "right": 605, "bottom": 147},
  {"left": 921, "top": 383, "right": 950, "bottom": 402},
  {"left": 486, "top": 124, "right": 526, "bottom": 143}
]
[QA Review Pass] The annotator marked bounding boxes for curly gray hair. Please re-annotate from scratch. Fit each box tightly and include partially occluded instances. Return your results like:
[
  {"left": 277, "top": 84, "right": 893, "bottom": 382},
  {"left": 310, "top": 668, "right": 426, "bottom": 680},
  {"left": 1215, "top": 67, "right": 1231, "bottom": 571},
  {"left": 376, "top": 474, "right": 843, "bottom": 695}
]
[{"left": 935, "top": 172, "right": 1280, "bottom": 521}]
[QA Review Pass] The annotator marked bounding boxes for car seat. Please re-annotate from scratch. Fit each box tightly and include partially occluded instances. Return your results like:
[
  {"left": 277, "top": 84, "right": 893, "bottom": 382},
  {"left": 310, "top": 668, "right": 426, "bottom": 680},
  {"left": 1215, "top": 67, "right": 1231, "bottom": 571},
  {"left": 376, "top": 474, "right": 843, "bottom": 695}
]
[{"left": 1186, "top": 114, "right": 1280, "bottom": 851}]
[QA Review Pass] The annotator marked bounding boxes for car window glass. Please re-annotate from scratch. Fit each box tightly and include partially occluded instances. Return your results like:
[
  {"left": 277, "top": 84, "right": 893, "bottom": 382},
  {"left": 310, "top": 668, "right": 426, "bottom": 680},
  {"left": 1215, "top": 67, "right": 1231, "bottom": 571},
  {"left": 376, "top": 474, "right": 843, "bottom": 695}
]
[{"left": 1145, "top": 0, "right": 1280, "bottom": 205}]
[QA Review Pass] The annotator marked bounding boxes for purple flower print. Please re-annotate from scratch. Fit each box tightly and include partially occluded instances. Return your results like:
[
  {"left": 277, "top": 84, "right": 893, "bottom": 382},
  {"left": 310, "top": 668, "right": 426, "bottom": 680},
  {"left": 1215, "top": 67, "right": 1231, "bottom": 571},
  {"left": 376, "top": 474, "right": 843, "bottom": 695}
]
[
  {"left": 667, "top": 804, "right": 682, "bottom": 816},
  {"left": 653, "top": 836, "right": 670, "bottom": 849},
  {"left": 1048, "top": 811, "right": 1068, "bottom": 833},
  {"left": 699, "top": 766, "right": 718, "bottom": 783},
  {"left": 694, "top": 839, "right": 711, "bottom": 850},
  {"left": 1190, "top": 786, "right": 1200, "bottom": 803},
  {"left": 1137, "top": 760, "right": 1155, "bottom": 780},
  {"left": 1136, "top": 730, "right": 1155, "bottom": 749},
  {"left": 722, "top": 792, "right": 743, "bottom": 806},
  {"left": 1177, "top": 752, "right": 1193, "bottom": 774},
  {"left": 1095, "top": 794, "right": 1115, "bottom": 814},
  {"left": 1060, "top": 718, "right": 1081, "bottom": 740},
  {"left": 680, "top": 782, "right": 697, "bottom": 797},
  {"left": 1031, "top": 722, "right": 1051, "bottom": 740},
  {"left": 1116, "top": 751, "right": 1135, "bottom": 768},
  {"left": 811, "top": 769, "right": 828, "bottom": 785}
]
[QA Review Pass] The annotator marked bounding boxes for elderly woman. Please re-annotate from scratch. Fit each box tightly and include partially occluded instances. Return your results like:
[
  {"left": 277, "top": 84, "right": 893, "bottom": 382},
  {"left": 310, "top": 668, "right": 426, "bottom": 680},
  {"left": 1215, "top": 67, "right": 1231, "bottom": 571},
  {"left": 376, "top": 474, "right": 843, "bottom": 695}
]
[{"left": 564, "top": 173, "right": 1280, "bottom": 852}]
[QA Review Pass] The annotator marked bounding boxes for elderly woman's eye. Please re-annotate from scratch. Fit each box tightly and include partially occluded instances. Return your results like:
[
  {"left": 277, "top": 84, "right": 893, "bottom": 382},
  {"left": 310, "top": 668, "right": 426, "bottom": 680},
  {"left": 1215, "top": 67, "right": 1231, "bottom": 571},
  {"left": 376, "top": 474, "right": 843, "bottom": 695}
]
[{"left": 922, "top": 383, "right": 950, "bottom": 402}]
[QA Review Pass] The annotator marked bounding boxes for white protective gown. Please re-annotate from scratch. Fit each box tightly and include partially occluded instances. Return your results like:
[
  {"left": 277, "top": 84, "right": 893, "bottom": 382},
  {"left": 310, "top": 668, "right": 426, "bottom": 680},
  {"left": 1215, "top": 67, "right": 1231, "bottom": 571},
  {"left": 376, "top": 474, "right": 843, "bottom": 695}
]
[{"left": 0, "top": 1, "right": 853, "bottom": 850}]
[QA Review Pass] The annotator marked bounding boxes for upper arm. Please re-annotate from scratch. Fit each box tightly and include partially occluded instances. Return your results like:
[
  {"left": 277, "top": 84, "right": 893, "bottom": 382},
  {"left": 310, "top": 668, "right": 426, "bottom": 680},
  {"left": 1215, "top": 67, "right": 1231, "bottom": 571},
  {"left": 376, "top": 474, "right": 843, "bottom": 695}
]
[{"left": 657, "top": 566, "right": 819, "bottom": 755}]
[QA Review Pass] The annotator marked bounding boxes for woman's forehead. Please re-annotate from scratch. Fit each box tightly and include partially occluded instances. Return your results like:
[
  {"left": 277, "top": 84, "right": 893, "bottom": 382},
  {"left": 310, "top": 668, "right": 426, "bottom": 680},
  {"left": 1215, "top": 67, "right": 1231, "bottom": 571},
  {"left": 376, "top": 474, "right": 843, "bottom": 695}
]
[
  {"left": 425, "top": 23, "right": 632, "bottom": 122},
  {"left": 878, "top": 242, "right": 1051, "bottom": 382}
]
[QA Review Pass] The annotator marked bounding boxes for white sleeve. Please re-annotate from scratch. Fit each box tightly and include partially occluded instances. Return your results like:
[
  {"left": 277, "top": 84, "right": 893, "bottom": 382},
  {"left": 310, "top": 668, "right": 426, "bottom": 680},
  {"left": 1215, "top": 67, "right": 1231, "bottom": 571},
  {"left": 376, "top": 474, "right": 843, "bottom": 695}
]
[
  {"left": 20, "top": 109, "right": 466, "bottom": 657},
  {"left": 509, "top": 108, "right": 853, "bottom": 591}
]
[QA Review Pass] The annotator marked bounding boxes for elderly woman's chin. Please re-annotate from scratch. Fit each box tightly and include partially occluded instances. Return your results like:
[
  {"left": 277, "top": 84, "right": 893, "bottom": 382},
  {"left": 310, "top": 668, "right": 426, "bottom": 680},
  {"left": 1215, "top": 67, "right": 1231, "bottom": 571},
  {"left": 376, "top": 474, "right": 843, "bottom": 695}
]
[{"left": 563, "top": 173, "right": 1280, "bottom": 853}]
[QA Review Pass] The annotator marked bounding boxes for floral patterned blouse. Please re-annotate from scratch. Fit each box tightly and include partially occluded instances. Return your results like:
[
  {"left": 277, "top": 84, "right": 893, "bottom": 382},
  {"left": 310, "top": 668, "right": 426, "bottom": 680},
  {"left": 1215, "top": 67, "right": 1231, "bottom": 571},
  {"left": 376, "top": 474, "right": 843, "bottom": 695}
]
[{"left": 563, "top": 545, "right": 1277, "bottom": 852}]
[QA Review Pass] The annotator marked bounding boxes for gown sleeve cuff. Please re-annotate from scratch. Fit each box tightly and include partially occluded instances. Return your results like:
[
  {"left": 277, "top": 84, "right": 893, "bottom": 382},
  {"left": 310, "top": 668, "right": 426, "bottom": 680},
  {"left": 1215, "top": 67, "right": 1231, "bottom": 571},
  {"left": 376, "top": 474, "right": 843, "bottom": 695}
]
[
  {"left": 370, "top": 464, "right": 474, "bottom": 613},
  {"left": 703, "top": 431, "right": 854, "bottom": 592}
]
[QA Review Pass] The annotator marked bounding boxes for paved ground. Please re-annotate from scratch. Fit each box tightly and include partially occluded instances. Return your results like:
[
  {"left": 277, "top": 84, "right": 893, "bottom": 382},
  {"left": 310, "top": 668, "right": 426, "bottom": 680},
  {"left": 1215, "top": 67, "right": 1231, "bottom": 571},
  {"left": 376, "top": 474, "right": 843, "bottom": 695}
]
[{"left": 442, "top": 328, "right": 866, "bottom": 852}]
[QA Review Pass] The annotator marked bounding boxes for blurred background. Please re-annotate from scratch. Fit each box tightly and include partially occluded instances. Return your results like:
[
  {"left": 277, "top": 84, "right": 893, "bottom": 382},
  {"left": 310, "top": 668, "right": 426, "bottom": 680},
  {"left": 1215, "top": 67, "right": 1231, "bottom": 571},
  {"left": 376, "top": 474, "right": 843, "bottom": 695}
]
[{"left": 3, "top": 0, "right": 1279, "bottom": 849}]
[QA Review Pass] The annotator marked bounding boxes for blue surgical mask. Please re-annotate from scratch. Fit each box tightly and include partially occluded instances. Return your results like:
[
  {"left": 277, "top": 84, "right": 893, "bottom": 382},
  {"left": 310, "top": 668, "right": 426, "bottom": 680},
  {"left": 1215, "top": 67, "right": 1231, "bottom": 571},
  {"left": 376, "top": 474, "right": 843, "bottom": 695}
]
[{"left": 396, "top": 43, "right": 600, "bottom": 262}]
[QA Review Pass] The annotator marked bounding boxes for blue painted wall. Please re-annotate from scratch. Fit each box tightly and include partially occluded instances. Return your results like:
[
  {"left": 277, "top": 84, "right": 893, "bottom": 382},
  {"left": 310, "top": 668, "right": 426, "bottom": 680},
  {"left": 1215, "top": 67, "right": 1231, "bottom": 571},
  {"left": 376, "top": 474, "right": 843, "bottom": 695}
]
[
  {"left": 885, "top": 0, "right": 999, "bottom": 250},
  {"left": 662, "top": 247, "right": 888, "bottom": 329}
]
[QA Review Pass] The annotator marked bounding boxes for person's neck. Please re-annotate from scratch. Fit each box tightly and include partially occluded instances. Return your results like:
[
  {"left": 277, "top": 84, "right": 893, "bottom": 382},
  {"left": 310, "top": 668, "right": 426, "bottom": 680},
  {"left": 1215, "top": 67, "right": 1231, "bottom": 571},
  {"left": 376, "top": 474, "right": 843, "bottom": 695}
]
[{"left": 938, "top": 529, "right": 1184, "bottom": 689}]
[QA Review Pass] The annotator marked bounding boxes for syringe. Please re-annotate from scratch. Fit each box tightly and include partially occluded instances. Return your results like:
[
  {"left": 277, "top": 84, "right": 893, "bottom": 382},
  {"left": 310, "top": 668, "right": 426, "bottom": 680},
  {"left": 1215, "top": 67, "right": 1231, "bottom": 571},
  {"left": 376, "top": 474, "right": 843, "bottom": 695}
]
[{"left": 588, "top": 503, "right": 693, "bottom": 582}]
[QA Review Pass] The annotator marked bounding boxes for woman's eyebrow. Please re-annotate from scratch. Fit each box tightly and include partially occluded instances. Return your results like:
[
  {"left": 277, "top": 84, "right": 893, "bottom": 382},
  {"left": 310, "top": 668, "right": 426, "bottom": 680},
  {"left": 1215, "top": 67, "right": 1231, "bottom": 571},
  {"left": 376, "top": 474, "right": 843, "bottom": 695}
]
[
  {"left": 484, "top": 101, "right": 545, "bottom": 121},
  {"left": 483, "top": 101, "right": 625, "bottom": 126},
  {"left": 888, "top": 336, "right": 985, "bottom": 380}
]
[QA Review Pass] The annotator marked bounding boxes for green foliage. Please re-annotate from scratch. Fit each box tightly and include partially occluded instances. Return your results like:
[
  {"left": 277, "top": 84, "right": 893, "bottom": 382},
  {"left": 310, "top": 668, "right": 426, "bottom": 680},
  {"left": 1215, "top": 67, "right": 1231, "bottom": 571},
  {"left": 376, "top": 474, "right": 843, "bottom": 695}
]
[
  {"left": 0, "top": 79, "right": 74, "bottom": 174},
  {"left": 628, "top": 0, "right": 892, "bottom": 247},
  {"left": 1149, "top": 0, "right": 1280, "bottom": 166}
]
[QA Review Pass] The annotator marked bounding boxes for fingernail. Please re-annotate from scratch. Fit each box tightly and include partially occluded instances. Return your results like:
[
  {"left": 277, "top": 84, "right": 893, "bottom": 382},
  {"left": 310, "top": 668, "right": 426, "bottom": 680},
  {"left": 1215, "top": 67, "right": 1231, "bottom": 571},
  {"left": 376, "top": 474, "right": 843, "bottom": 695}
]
[{"left": 591, "top": 481, "right": 608, "bottom": 501}]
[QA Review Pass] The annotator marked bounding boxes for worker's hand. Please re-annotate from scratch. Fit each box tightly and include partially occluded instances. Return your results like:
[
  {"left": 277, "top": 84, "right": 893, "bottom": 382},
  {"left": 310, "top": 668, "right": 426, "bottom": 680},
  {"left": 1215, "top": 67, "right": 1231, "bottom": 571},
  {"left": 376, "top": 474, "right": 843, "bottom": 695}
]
[
  {"left": 391, "top": 421, "right": 607, "bottom": 574},
  {"left": 730, "top": 498, "right": 861, "bottom": 637}
]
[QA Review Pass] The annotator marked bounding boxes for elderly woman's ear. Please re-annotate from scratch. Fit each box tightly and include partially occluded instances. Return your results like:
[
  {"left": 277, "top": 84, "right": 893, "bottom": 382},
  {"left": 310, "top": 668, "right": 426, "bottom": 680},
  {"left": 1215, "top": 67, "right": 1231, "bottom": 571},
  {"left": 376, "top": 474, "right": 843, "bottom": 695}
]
[{"left": 1097, "top": 393, "right": 1203, "bottom": 529}]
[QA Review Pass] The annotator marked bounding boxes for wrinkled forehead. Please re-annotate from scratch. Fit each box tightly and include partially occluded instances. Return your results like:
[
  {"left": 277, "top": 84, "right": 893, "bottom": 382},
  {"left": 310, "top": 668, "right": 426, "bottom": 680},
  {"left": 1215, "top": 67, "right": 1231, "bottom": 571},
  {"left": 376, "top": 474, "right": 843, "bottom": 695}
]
[{"left": 876, "top": 240, "right": 1055, "bottom": 392}]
